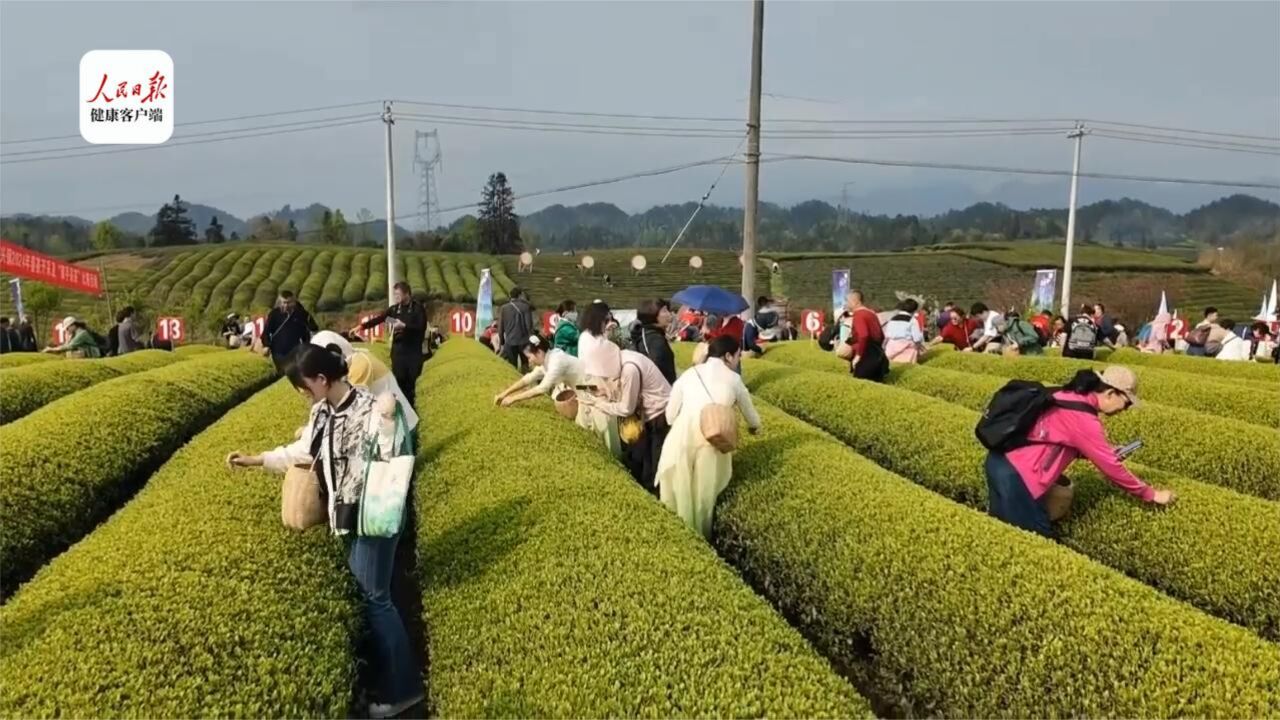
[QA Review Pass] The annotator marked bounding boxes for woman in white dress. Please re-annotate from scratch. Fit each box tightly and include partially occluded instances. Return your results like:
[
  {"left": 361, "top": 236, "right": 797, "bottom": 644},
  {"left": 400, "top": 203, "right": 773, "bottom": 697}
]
[
  {"left": 657, "top": 335, "right": 762, "bottom": 538},
  {"left": 577, "top": 302, "right": 624, "bottom": 457}
]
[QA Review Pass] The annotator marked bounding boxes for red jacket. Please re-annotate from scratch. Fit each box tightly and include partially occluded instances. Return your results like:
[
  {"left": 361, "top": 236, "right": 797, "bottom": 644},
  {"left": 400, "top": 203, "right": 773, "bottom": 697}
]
[
  {"left": 706, "top": 316, "right": 745, "bottom": 346},
  {"left": 939, "top": 321, "right": 973, "bottom": 349},
  {"left": 849, "top": 307, "right": 883, "bottom": 357}
]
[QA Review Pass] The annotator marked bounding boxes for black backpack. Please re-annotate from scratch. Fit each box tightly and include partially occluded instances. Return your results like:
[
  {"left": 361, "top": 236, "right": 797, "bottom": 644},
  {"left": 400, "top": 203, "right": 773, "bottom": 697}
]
[
  {"left": 818, "top": 323, "right": 842, "bottom": 352},
  {"left": 975, "top": 380, "right": 1096, "bottom": 452},
  {"left": 88, "top": 329, "right": 111, "bottom": 356}
]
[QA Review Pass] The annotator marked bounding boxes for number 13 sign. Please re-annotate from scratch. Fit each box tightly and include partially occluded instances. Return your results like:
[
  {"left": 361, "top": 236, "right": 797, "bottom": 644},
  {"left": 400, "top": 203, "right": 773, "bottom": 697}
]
[{"left": 155, "top": 316, "right": 185, "bottom": 343}]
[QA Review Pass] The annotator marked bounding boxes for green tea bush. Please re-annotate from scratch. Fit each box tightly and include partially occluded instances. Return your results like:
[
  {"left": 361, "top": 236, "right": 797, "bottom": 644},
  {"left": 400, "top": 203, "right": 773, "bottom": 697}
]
[
  {"left": 279, "top": 250, "right": 317, "bottom": 297},
  {"left": 744, "top": 360, "right": 1280, "bottom": 640},
  {"left": 0, "top": 380, "right": 358, "bottom": 717},
  {"left": 342, "top": 252, "right": 371, "bottom": 305},
  {"left": 0, "top": 352, "right": 275, "bottom": 592},
  {"left": 415, "top": 341, "right": 869, "bottom": 717},
  {"left": 364, "top": 253, "right": 388, "bottom": 302},
  {"left": 208, "top": 249, "right": 259, "bottom": 312},
  {"left": 253, "top": 248, "right": 300, "bottom": 309},
  {"left": 189, "top": 250, "right": 245, "bottom": 309},
  {"left": 457, "top": 262, "right": 481, "bottom": 298},
  {"left": 0, "top": 350, "right": 183, "bottom": 425},
  {"left": 0, "top": 353, "right": 56, "bottom": 370},
  {"left": 718, "top": 402, "right": 1280, "bottom": 717},
  {"left": 423, "top": 257, "right": 447, "bottom": 299},
  {"left": 489, "top": 261, "right": 517, "bottom": 295},
  {"left": 174, "top": 344, "right": 224, "bottom": 356},
  {"left": 927, "top": 349, "right": 1280, "bottom": 428},
  {"left": 318, "top": 251, "right": 352, "bottom": 311},
  {"left": 1107, "top": 346, "right": 1280, "bottom": 384},
  {"left": 231, "top": 249, "right": 280, "bottom": 311},
  {"left": 146, "top": 251, "right": 198, "bottom": 305},
  {"left": 404, "top": 255, "right": 428, "bottom": 297},
  {"left": 440, "top": 259, "right": 470, "bottom": 302},
  {"left": 165, "top": 248, "right": 230, "bottom": 306},
  {"left": 760, "top": 343, "right": 1280, "bottom": 500},
  {"left": 298, "top": 251, "right": 334, "bottom": 309}
]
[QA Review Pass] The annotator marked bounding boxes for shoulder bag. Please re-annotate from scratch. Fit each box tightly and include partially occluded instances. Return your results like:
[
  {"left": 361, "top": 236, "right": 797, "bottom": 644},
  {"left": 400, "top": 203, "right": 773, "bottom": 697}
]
[
  {"left": 357, "top": 403, "right": 416, "bottom": 537},
  {"left": 694, "top": 367, "right": 738, "bottom": 453}
]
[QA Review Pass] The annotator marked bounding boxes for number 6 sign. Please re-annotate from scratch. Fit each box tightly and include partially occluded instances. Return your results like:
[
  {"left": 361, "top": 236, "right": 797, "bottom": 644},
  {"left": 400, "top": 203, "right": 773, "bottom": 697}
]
[
  {"left": 450, "top": 309, "right": 475, "bottom": 336},
  {"left": 155, "top": 316, "right": 185, "bottom": 343},
  {"left": 802, "top": 309, "right": 824, "bottom": 337}
]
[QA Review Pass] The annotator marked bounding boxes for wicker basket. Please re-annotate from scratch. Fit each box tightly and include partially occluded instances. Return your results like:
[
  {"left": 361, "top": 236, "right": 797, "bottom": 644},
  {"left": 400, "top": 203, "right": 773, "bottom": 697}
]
[{"left": 553, "top": 389, "right": 578, "bottom": 420}]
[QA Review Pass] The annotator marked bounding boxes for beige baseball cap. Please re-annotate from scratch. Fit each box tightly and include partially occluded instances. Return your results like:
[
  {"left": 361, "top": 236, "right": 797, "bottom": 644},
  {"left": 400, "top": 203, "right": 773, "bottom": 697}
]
[
  {"left": 1099, "top": 366, "right": 1140, "bottom": 407},
  {"left": 59, "top": 316, "right": 79, "bottom": 333}
]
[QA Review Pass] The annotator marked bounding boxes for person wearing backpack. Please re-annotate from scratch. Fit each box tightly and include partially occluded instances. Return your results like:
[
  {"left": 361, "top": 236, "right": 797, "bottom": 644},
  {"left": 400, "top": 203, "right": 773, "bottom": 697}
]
[
  {"left": 1185, "top": 307, "right": 1218, "bottom": 357},
  {"left": 1001, "top": 311, "right": 1044, "bottom": 356},
  {"left": 977, "top": 367, "right": 1175, "bottom": 537},
  {"left": 1063, "top": 305, "right": 1100, "bottom": 360},
  {"left": 883, "top": 299, "right": 925, "bottom": 364},
  {"left": 43, "top": 316, "right": 103, "bottom": 358}
]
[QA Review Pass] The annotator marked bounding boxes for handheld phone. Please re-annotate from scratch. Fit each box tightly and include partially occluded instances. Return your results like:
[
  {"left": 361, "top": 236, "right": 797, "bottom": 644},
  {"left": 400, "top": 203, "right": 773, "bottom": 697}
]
[{"left": 1115, "top": 439, "right": 1144, "bottom": 460}]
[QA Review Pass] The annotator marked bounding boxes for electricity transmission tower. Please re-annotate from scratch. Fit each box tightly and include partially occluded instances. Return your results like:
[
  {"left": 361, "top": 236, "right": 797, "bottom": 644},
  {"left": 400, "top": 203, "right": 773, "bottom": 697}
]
[{"left": 413, "top": 130, "right": 442, "bottom": 232}]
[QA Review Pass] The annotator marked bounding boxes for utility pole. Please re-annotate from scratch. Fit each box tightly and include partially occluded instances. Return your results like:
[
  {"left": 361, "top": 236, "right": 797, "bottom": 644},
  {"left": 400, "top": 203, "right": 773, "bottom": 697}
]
[
  {"left": 1060, "top": 121, "right": 1086, "bottom": 317},
  {"left": 839, "top": 181, "right": 856, "bottom": 227},
  {"left": 383, "top": 101, "right": 397, "bottom": 302},
  {"left": 741, "top": 0, "right": 764, "bottom": 310}
]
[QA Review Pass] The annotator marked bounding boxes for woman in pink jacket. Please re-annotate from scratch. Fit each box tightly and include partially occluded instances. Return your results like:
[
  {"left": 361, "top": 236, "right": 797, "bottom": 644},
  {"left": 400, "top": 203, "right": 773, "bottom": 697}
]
[{"left": 985, "top": 366, "right": 1175, "bottom": 537}]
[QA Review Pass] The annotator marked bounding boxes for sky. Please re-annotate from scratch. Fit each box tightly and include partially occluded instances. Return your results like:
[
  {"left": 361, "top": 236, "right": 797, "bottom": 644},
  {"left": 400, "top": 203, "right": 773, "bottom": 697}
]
[{"left": 1, "top": 0, "right": 1277, "bottom": 227}]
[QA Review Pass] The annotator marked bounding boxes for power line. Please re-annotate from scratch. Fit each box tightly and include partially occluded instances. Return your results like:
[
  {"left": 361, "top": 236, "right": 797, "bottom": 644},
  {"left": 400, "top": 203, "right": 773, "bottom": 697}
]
[
  {"left": 1083, "top": 118, "right": 1280, "bottom": 143},
  {"left": 1090, "top": 130, "right": 1280, "bottom": 157},
  {"left": 0, "top": 117, "right": 377, "bottom": 166},
  {"left": 0, "top": 113, "right": 378, "bottom": 159},
  {"left": 760, "top": 152, "right": 1280, "bottom": 190},
  {"left": 0, "top": 100, "right": 381, "bottom": 146}
]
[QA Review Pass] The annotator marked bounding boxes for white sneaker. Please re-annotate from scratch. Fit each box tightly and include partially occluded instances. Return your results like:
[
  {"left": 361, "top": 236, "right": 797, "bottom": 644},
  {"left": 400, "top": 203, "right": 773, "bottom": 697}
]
[{"left": 368, "top": 693, "right": 424, "bottom": 719}]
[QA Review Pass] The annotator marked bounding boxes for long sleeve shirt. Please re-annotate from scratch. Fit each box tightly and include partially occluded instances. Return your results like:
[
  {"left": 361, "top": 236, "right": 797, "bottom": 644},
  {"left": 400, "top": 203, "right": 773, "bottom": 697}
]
[
  {"left": 883, "top": 315, "right": 924, "bottom": 344},
  {"left": 518, "top": 350, "right": 587, "bottom": 394},
  {"left": 849, "top": 307, "right": 884, "bottom": 358},
  {"left": 665, "top": 357, "right": 761, "bottom": 430},
  {"left": 51, "top": 328, "right": 102, "bottom": 357},
  {"left": 117, "top": 316, "right": 144, "bottom": 354},
  {"left": 591, "top": 350, "right": 671, "bottom": 423},
  {"left": 1004, "top": 391, "right": 1154, "bottom": 502},
  {"left": 264, "top": 307, "right": 319, "bottom": 359},
  {"left": 361, "top": 300, "right": 426, "bottom": 355}
]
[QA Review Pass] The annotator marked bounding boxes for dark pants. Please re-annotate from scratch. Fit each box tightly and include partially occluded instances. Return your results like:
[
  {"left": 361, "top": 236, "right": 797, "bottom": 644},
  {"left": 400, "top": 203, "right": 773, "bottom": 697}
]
[
  {"left": 390, "top": 348, "right": 424, "bottom": 409},
  {"left": 1186, "top": 344, "right": 1207, "bottom": 357},
  {"left": 500, "top": 344, "right": 527, "bottom": 372},
  {"left": 347, "top": 531, "right": 422, "bottom": 705},
  {"left": 624, "top": 416, "right": 670, "bottom": 496},
  {"left": 852, "top": 341, "right": 889, "bottom": 382},
  {"left": 1062, "top": 347, "right": 1095, "bottom": 360},
  {"left": 984, "top": 452, "right": 1052, "bottom": 538}
]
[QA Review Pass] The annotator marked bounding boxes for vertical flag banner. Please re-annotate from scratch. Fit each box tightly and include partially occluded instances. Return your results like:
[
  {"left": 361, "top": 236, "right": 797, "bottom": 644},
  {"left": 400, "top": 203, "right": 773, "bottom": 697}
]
[
  {"left": 8, "top": 278, "right": 23, "bottom": 319},
  {"left": 1030, "top": 269, "right": 1057, "bottom": 313},
  {"left": 475, "top": 268, "right": 494, "bottom": 342},
  {"left": 831, "top": 269, "right": 851, "bottom": 343}
]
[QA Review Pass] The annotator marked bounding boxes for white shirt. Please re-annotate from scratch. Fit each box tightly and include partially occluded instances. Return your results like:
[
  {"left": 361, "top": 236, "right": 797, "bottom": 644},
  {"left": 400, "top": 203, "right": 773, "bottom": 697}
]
[
  {"left": 578, "top": 330, "right": 621, "bottom": 378},
  {"left": 521, "top": 349, "right": 586, "bottom": 394},
  {"left": 982, "top": 312, "right": 1005, "bottom": 339},
  {"left": 1216, "top": 334, "right": 1251, "bottom": 362},
  {"left": 666, "top": 357, "right": 762, "bottom": 430}
]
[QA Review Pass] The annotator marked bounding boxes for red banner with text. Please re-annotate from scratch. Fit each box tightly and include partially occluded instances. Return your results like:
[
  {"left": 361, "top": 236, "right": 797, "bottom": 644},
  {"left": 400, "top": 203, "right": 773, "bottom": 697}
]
[{"left": 0, "top": 240, "right": 103, "bottom": 296}]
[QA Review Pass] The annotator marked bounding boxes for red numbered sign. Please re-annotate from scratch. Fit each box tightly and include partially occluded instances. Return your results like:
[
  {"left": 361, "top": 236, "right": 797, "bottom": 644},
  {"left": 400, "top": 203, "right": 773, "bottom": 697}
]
[
  {"left": 450, "top": 309, "right": 475, "bottom": 336},
  {"left": 1166, "top": 317, "right": 1187, "bottom": 340},
  {"left": 543, "top": 312, "right": 559, "bottom": 336},
  {"left": 155, "top": 316, "right": 185, "bottom": 343},
  {"left": 51, "top": 322, "right": 69, "bottom": 346},
  {"left": 251, "top": 316, "right": 266, "bottom": 338},
  {"left": 357, "top": 314, "right": 384, "bottom": 340},
  {"left": 801, "top": 309, "right": 824, "bottom": 337}
]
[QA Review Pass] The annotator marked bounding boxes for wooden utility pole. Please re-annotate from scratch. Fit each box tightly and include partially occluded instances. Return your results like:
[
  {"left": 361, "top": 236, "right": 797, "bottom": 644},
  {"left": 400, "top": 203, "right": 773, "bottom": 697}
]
[{"left": 741, "top": 0, "right": 764, "bottom": 310}]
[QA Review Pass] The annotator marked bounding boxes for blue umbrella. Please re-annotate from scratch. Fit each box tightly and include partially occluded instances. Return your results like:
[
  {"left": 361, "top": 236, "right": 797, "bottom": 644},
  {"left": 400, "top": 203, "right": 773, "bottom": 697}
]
[{"left": 672, "top": 285, "right": 749, "bottom": 316}]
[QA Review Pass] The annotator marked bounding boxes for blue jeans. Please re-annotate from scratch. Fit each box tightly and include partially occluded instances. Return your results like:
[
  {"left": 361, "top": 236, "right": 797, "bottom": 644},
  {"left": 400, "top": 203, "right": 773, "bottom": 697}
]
[
  {"left": 347, "top": 533, "right": 421, "bottom": 704},
  {"left": 984, "top": 452, "right": 1052, "bottom": 538}
]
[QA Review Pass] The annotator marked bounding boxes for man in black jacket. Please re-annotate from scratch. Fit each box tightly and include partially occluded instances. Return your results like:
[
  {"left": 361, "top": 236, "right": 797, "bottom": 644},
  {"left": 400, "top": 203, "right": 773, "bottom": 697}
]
[
  {"left": 630, "top": 299, "right": 677, "bottom": 384},
  {"left": 263, "top": 290, "right": 319, "bottom": 374},
  {"left": 16, "top": 316, "right": 37, "bottom": 352},
  {"left": 0, "top": 317, "right": 19, "bottom": 354},
  {"left": 353, "top": 282, "right": 427, "bottom": 407}
]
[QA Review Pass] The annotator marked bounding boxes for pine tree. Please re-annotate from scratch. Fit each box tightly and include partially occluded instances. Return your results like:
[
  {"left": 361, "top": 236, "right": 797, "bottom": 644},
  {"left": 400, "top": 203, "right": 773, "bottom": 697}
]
[
  {"left": 478, "top": 172, "right": 521, "bottom": 254},
  {"left": 287, "top": 219, "right": 299, "bottom": 243},
  {"left": 148, "top": 194, "right": 197, "bottom": 247},
  {"left": 204, "top": 216, "right": 226, "bottom": 244}
]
